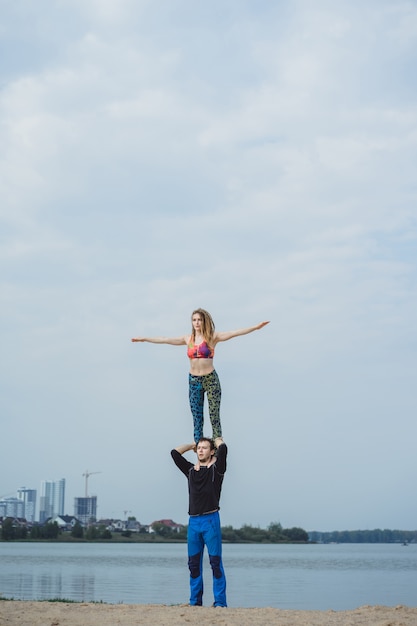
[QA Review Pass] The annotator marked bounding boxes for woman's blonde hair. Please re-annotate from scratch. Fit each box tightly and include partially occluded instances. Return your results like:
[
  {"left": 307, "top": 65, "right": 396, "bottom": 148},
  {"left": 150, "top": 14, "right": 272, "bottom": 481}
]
[{"left": 191, "top": 308, "right": 215, "bottom": 346}]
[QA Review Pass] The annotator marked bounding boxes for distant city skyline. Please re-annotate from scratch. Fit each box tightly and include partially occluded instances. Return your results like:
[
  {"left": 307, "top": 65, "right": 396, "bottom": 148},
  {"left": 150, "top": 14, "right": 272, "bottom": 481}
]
[
  {"left": 1, "top": 480, "right": 100, "bottom": 525},
  {"left": 2, "top": 478, "right": 417, "bottom": 532}
]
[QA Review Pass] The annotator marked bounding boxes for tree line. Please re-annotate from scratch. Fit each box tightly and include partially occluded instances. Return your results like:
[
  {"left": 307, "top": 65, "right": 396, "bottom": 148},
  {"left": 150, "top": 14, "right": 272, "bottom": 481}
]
[
  {"left": 221, "top": 523, "right": 309, "bottom": 543},
  {"left": 309, "top": 529, "right": 417, "bottom": 543},
  {"left": 0, "top": 520, "right": 111, "bottom": 541},
  {"left": 1, "top": 519, "right": 308, "bottom": 543},
  {"left": 1, "top": 519, "right": 62, "bottom": 541},
  {"left": 3, "top": 520, "right": 416, "bottom": 543}
]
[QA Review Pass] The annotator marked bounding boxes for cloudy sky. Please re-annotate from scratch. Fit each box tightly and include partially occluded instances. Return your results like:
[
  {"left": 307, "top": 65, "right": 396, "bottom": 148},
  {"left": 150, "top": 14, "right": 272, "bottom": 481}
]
[{"left": 1, "top": 0, "right": 416, "bottom": 533}]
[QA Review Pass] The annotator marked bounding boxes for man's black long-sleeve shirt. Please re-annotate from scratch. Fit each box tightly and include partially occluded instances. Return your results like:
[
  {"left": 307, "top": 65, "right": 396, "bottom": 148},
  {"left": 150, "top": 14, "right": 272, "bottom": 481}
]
[{"left": 171, "top": 444, "right": 227, "bottom": 516}]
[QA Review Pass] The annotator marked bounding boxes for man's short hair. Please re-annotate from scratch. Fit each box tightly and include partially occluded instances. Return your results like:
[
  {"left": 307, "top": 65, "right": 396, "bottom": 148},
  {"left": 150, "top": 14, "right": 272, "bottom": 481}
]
[{"left": 198, "top": 437, "right": 215, "bottom": 451}]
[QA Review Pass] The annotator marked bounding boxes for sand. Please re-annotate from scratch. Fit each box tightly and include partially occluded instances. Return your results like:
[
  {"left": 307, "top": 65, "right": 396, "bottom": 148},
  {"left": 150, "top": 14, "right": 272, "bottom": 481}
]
[{"left": 0, "top": 602, "right": 416, "bottom": 626}]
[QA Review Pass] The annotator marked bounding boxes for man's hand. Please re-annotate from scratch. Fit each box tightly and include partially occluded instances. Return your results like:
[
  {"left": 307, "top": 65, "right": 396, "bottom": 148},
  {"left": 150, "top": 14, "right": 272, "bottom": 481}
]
[
  {"left": 214, "top": 437, "right": 225, "bottom": 449},
  {"left": 175, "top": 443, "right": 196, "bottom": 455}
]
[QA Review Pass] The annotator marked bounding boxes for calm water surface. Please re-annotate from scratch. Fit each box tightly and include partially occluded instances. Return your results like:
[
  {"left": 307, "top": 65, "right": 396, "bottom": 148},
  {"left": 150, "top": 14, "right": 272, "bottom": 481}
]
[{"left": 0, "top": 542, "right": 415, "bottom": 609}]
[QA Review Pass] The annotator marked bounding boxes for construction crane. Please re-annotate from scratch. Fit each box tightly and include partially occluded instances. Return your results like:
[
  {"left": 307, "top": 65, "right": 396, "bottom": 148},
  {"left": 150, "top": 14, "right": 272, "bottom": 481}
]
[{"left": 82, "top": 470, "right": 102, "bottom": 497}]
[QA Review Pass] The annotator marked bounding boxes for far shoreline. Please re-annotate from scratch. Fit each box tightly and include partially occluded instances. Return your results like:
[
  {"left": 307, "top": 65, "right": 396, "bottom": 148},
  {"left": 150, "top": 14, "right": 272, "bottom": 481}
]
[{"left": 0, "top": 537, "right": 312, "bottom": 544}]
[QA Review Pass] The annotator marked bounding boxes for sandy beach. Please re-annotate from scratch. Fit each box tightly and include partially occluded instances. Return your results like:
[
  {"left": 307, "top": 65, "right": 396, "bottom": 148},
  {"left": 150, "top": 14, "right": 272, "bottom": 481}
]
[{"left": 0, "top": 602, "right": 416, "bottom": 626}]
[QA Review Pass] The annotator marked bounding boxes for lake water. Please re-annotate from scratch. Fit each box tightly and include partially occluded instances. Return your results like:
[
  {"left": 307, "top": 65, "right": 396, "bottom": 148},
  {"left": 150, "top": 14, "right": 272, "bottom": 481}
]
[{"left": 0, "top": 542, "right": 416, "bottom": 610}]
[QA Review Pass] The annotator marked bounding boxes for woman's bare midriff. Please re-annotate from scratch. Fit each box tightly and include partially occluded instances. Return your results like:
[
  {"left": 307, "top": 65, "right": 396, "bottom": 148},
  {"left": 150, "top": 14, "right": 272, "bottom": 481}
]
[{"left": 189, "top": 359, "right": 215, "bottom": 376}]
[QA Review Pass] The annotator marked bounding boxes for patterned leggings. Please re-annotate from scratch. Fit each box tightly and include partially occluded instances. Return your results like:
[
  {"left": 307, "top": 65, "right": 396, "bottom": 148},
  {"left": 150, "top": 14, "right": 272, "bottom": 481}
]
[{"left": 189, "top": 370, "right": 222, "bottom": 443}]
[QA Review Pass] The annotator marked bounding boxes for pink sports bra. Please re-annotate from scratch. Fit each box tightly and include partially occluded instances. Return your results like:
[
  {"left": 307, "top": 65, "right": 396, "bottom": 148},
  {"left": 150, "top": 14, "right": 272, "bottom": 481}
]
[{"left": 187, "top": 340, "right": 214, "bottom": 359}]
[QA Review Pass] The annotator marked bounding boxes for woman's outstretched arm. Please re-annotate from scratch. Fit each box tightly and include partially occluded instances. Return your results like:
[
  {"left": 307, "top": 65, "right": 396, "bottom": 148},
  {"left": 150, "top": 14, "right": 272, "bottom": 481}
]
[
  {"left": 131, "top": 335, "right": 187, "bottom": 345},
  {"left": 214, "top": 321, "right": 270, "bottom": 343}
]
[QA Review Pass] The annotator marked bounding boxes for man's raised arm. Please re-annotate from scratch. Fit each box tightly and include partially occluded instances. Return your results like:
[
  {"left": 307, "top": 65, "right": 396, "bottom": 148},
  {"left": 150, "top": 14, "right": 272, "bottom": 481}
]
[{"left": 174, "top": 443, "right": 196, "bottom": 455}]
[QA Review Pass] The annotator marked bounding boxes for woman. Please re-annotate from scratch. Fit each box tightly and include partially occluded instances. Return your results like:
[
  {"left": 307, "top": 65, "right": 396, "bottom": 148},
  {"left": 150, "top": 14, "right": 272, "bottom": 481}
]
[{"left": 132, "top": 309, "right": 269, "bottom": 444}]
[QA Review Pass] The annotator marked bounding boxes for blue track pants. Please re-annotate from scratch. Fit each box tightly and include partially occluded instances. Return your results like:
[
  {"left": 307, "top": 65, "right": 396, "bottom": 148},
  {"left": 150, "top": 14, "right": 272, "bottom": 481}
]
[{"left": 187, "top": 511, "right": 227, "bottom": 607}]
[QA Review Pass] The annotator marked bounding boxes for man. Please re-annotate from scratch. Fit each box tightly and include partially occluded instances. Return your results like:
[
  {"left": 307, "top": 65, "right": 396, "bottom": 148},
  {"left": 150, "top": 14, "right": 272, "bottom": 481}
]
[{"left": 171, "top": 436, "right": 227, "bottom": 607}]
